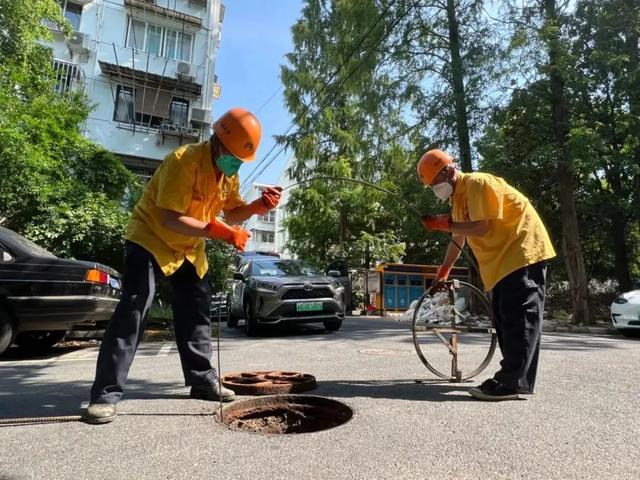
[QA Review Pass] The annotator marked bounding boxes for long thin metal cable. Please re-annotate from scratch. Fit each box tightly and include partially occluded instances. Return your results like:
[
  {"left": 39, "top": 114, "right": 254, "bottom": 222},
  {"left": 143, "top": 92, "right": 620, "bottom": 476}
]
[
  {"left": 241, "top": 0, "right": 407, "bottom": 192},
  {"left": 280, "top": 175, "right": 478, "bottom": 272},
  {"left": 241, "top": 0, "right": 421, "bottom": 192},
  {"left": 216, "top": 277, "right": 224, "bottom": 423}
]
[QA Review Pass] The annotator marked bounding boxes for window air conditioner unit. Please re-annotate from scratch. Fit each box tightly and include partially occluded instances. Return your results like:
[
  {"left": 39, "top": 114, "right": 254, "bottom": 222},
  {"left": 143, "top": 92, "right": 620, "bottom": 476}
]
[
  {"left": 68, "top": 32, "right": 91, "bottom": 53},
  {"left": 191, "top": 108, "right": 211, "bottom": 126},
  {"left": 175, "top": 61, "right": 196, "bottom": 81}
]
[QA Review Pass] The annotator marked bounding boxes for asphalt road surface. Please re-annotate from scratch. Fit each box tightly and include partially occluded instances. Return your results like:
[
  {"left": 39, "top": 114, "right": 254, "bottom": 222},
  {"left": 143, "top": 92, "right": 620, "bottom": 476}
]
[{"left": 1, "top": 316, "right": 638, "bottom": 480}]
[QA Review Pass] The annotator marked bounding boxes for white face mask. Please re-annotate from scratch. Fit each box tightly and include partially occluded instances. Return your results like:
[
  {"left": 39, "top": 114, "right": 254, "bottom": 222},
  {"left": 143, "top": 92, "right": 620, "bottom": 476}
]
[{"left": 432, "top": 182, "right": 453, "bottom": 201}]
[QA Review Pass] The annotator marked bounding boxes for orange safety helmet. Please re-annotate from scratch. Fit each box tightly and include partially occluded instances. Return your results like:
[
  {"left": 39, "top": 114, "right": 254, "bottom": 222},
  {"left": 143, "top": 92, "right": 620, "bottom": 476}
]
[
  {"left": 213, "top": 108, "right": 262, "bottom": 162},
  {"left": 416, "top": 149, "right": 453, "bottom": 186}
]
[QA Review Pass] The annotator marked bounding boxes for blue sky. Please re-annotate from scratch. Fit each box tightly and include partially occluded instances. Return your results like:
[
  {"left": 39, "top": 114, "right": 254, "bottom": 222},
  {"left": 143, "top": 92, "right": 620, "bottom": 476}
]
[{"left": 214, "top": 0, "right": 304, "bottom": 187}]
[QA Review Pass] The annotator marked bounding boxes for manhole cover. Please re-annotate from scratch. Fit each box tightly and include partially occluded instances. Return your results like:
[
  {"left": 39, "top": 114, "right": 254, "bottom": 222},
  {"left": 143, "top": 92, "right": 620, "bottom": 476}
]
[
  {"left": 216, "top": 395, "right": 353, "bottom": 435},
  {"left": 220, "top": 371, "right": 317, "bottom": 395}
]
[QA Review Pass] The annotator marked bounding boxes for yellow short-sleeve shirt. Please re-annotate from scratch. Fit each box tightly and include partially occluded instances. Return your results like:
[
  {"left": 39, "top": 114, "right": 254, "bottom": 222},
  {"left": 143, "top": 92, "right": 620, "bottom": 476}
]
[
  {"left": 126, "top": 141, "right": 246, "bottom": 278},
  {"left": 451, "top": 172, "right": 556, "bottom": 291}
]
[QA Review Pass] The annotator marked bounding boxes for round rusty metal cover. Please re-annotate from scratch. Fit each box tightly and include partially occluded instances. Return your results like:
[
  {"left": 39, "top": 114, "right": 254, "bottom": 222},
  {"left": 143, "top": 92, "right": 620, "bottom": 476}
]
[{"left": 220, "top": 371, "right": 317, "bottom": 395}]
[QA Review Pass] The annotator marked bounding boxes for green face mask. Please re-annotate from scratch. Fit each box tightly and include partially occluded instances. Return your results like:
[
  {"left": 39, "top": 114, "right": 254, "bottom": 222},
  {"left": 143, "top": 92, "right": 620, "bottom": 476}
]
[{"left": 216, "top": 154, "right": 243, "bottom": 177}]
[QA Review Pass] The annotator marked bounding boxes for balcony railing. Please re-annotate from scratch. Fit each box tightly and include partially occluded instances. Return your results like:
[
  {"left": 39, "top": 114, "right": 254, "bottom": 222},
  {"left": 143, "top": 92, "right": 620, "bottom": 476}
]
[
  {"left": 41, "top": 18, "right": 62, "bottom": 32},
  {"left": 124, "top": 0, "right": 203, "bottom": 27},
  {"left": 97, "top": 43, "right": 204, "bottom": 96},
  {"left": 252, "top": 241, "right": 276, "bottom": 252},
  {"left": 159, "top": 122, "right": 201, "bottom": 144},
  {"left": 52, "top": 59, "right": 86, "bottom": 95}
]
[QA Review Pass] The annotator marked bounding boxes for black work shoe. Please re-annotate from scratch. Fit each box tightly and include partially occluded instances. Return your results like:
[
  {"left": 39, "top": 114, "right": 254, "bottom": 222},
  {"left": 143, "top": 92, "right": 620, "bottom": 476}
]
[
  {"left": 468, "top": 378, "right": 520, "bottom": 401},
  {"left": 83, "top": 403, "right": 117, "bottom": 424},
  {"left": 190, "top": 381, "right": 235, "bottom": 402}
]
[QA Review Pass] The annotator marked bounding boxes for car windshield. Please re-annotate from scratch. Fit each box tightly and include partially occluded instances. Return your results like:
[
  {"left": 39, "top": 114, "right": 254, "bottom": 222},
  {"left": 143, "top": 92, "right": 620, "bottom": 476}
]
[
  {"left": 0, "top": 227, "right": 55, "bottom": 258},
  {"left": 252, "top": 260, "right": 320, "bottom": 277}
]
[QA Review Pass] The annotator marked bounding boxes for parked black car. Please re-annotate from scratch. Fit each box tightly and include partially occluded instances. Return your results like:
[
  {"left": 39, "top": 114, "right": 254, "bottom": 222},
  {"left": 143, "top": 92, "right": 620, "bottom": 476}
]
[
  {"left": 0, "top": 226, "right": 121, "bottom": 355},
  {"left": 228, "top": 257, "right": 346, "bottom": 336}
]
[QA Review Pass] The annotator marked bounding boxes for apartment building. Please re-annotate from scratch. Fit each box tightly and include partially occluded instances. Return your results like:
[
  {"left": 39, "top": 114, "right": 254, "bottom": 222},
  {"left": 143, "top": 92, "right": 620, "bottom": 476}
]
[
  {"left": 47, "top": 0, "right": 224, "bottom": 179},
  {"left": 272, "top": 157, "right": 295, "bottom": 259},
  {"left": 242, "top": 183, "right": 278, "bottom": 254},
  {"left": 237, "top": 156, "right": 297, "bottom": 257}
]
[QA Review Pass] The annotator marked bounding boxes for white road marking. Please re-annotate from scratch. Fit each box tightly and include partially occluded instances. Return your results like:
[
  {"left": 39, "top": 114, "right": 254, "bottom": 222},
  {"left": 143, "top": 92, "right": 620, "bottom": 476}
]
[{"left": 154, "top": 343, "right": 172, "bottom": 357}]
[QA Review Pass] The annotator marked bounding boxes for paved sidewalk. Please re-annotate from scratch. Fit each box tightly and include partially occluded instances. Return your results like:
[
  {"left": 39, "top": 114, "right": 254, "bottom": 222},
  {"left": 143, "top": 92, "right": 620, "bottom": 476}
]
[{"left": 1, "top": 317, "right": 638, "bottom": 479}]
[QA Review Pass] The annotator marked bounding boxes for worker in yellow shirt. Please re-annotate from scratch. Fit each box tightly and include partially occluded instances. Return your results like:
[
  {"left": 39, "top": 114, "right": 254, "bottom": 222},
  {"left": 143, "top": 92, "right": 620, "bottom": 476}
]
[
  {"left": 417, "top": 149, "right": 556, "bottom": 401},
  {"left": 85, "top": 108, "right": 281, "bottom": 424}
]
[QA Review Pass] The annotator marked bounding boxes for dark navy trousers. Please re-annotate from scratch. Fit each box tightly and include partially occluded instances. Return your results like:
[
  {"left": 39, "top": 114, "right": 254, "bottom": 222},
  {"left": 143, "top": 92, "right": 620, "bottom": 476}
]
[
  {"left": 90, "top": 242, "right": 214, "bottom": 404},
  {"left": 491, "top": 261, "right": 548, "bottom": 394}
]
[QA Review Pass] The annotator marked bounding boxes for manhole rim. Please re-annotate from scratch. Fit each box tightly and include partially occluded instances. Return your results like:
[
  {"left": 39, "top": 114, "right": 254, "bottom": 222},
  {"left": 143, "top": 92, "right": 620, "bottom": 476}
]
[{"left": 214, "top": 394, "right": 355, "bottom": 436}]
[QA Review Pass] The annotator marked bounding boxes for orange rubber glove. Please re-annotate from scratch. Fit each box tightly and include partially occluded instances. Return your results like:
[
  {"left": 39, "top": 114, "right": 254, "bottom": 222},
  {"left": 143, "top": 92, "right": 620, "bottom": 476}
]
[
  {"left": 206, "top": 218, "right": 250, "bottom": 251},
  {"left": 435, "top": 265, "right": 452, "bottom": 282},
  {"left": 249, "top": 186, "right": 282, "bottom": 215},
  {"left": 421, "top": 214, "right": 452, "bottom": 232}
]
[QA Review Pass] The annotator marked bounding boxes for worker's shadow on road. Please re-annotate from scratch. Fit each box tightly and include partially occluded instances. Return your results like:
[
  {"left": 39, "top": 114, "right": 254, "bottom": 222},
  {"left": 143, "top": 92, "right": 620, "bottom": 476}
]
[{"left": 317, "top": 379, "right": 478, "bottom": 402}]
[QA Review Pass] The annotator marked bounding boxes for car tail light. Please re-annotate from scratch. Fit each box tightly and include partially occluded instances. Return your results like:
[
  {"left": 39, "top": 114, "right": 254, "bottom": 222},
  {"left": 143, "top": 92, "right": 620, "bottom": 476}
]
[{"left": 86, "top": 268, "right": 110, "bottom": 285}]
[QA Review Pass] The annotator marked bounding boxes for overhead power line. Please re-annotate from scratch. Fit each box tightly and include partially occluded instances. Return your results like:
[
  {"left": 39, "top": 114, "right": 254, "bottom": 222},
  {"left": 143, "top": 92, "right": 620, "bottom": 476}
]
[{"left": 240, "top": 0, "right": 421, "bottom": 192}]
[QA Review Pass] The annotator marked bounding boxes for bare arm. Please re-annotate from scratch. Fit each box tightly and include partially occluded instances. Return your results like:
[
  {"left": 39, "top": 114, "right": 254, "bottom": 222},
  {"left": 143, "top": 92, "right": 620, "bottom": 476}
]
[
  {"left": 223, "top": 204, "right": 259, "bottom": 225},
  {"left": 450, "top": 219, "right": 490, "bottom": 237},
  {"left": 160, "top": 208, "right": 209, "bottom": 237},
  {"left": 442, "top": 233, "right": 466, "bottom": 268}
]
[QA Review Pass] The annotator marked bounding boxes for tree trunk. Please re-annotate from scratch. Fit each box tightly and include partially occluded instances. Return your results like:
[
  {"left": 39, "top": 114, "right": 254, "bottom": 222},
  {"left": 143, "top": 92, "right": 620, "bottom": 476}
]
[
  {"left": 544, "top": 0, "right": 592, "bottom": 324},
  {"left": 445, "top": 0, "right": 473, "bottom": 173},
  {"left": 611, "top": 210, "right": 632, "bottom": 292}
]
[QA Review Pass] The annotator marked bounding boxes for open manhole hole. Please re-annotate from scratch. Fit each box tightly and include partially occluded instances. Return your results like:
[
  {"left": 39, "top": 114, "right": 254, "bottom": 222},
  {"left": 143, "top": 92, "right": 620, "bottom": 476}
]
[
  {"left": 220, "top": 371, "right": 316, "bottom": 395},
  {"left": 216, "top": 395, "right": 353, "bottom": 435}
]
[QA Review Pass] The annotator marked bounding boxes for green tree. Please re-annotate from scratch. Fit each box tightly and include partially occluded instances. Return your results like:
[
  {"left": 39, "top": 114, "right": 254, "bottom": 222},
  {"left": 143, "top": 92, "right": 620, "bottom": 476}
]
[
  {"left": 0, "top": 0, "right": 139, "bottom": 271},
  {"left": 280, "top": 0, "right": 416, "bottom": 268},
  {"left": 568, "top": 0, "right": 640, "bottom": 290},
  {"left": 280, "top": 0, "right": 496, "bottom": 271}
]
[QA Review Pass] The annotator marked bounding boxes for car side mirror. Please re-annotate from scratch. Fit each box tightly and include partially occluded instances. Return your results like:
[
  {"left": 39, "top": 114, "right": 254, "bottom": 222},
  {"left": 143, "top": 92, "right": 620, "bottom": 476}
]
[
  {"left": 327, "top": 270, "right": 341, "bottom": 277},
  {"left": 233, "top": 272, "right": 245, "bottom": 281}
]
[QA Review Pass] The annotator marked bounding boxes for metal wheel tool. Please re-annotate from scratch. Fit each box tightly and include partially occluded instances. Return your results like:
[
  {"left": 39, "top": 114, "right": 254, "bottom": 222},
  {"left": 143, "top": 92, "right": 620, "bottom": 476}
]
[{"left": 411, "top": 279, "right": 497, "bottom": 382}]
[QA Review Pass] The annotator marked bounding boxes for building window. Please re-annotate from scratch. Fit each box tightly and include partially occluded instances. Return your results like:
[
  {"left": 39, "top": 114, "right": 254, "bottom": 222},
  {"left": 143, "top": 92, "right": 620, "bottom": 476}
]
[
  {"left": 114, "top": 85, "right": 135, "bottom": 123},
  {"left": 126, "top": 17, "right": 193, "bottom": 63},
  {"left": 113, "top": 85, "right": 188, "bottom": 129},
  {"left": 146, "top": 24, "right": 163, "bottom": 56},
  {"left": 258, "top": 210, "right": 275, "bottom": 223},
  {"left": 165, "top": 30, "right": 193, "bottom": 62},
  {"left": 169, "top": 98, "right": 189, "bottom": 127},
  {"left": 128, "top": 19, "right": 146, "bottom": 50},
  {"left": 58, "top": 1, "right": 82, "bottom": 30},
  {"left": 257, "top": 231, "right": 274, "bottom": 243}
]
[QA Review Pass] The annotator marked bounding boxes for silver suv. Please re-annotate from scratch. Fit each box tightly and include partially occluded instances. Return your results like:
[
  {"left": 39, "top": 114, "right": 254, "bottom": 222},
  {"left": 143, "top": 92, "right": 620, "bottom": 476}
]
[{"left": 228, "top": 257, "right": 345, "bottom": 336}]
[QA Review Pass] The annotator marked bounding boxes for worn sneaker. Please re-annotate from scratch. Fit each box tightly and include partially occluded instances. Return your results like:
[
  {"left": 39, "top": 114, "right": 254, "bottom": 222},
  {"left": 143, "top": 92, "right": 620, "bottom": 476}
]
[
  {"left": 83, "top": 403, "right": 117, "bottom": 424},
  {"left": 469, "top": 378, "right": 520, "bottom": 401},
  {"left": 190, "top": 381, "right": 235, "bottom": 402}
]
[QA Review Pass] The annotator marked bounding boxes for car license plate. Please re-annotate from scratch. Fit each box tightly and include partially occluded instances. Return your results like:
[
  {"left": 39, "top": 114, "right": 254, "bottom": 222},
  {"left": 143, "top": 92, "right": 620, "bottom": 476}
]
[{"left": 296, "top": 302, "right": 323, "bottom": 312}]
